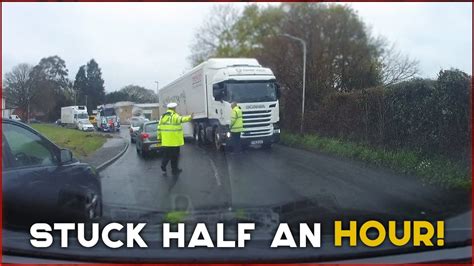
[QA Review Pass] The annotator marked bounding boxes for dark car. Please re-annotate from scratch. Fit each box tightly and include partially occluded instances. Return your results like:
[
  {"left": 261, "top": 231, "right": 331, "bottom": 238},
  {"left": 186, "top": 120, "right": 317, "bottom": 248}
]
[
  {"left": 135, "top": 120, "right": 161, "bottom": 157},
  {"left": 2, "top": 119, "right": 102, "bottom": 225}
]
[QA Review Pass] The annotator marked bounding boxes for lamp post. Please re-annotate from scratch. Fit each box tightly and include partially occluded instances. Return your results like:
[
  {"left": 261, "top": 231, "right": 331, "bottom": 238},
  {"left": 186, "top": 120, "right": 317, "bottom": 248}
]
[
  {"left": 154, "top": 81, "right": 159, "bottom": 94},
  {"left": 281, "top": 33, "right": 307, "bottom": 134}
]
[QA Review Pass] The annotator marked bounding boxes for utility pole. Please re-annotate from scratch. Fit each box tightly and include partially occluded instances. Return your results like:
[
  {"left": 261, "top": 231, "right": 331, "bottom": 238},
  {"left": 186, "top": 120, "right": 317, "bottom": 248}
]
[
  {"left": 85, "top": 95, "right": 88, "bottom": 108},
  {"left": 281, "top": 33, "right": 307, "bottom": 134},
  {"left": 26, "top": 85, "right": 30, "bottom": 123}
]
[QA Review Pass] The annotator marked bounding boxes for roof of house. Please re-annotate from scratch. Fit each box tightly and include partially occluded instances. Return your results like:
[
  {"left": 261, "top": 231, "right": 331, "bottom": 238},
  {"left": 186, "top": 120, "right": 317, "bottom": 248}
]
[
  {"left": 134, "top": 103, "right": 160, "bottom": 108},
  {"left": 114, "top": 101, "right": 135, "bottom": 107}
]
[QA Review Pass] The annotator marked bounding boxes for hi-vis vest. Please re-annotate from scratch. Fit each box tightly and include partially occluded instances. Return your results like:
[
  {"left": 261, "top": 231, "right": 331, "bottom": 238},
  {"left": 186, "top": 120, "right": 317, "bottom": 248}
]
[
  {"left": 157, "top": 109, "right": 192, "bottom": 147},
  {"left": 230, "top": 106, "right": 243, "bottom": 133}
]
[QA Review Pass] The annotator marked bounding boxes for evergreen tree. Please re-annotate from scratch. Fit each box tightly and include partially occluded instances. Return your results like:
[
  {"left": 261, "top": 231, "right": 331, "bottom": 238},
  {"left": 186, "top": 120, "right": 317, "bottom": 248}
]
[
  {"left": 73, "top": 65, "right": 87, "bottom": 105},
  {"left": 73, "top": 59, "right": 105, "bottom": 113}
]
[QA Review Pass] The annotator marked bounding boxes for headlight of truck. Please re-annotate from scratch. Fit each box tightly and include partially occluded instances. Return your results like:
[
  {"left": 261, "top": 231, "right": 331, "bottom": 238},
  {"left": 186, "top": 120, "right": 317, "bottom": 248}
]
[{"left": 273, "top": 123, "right": 280, "bottom": 134}]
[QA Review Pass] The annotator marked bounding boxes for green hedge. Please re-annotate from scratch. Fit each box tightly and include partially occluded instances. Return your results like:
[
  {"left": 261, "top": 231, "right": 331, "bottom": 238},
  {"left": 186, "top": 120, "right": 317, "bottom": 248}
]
[{"left": 284, "top": 69, "right": 471, "bottom": 161}]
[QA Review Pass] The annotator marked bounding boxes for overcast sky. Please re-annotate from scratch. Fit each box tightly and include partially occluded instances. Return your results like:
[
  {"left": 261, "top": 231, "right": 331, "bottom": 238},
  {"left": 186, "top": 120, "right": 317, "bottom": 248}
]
[{"left": 2, "top": 2, "right": 472, "bottom": 93}]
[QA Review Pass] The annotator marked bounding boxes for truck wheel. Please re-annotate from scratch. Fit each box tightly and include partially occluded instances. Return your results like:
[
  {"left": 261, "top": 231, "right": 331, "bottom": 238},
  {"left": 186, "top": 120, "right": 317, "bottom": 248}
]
[
  {"left": 199, "top": 127, "right": 207, "bottom": 145},
  {"left": 213, "top": 129, "right": 224, "bottom": 151},
  {"left": 193, "top": 124, "right": 199, "bottom": 144}
]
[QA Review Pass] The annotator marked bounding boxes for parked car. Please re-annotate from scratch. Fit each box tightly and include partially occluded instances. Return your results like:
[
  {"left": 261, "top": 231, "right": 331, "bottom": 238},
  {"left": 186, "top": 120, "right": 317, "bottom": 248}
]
[
  {"left": 2, "top": 119, "right": 102, "bottom": 224},
  {"left": 129, "top": 116, "right": 148, "bottom": 143},
  {"left": 135, "top": 120, "right": 161, "bottom": 157},
  {"left": 77, "top": 120, "right": 95, "bottom": 131},
  {"left": 9, "top": 114, "right": 21, "bottom": 122}
]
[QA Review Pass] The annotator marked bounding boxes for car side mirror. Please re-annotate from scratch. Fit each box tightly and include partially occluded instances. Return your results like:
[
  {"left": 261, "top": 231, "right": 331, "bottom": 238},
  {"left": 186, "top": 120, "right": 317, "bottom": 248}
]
[{"left": 60, "top": 149, "right": 73, "bottom": 164}]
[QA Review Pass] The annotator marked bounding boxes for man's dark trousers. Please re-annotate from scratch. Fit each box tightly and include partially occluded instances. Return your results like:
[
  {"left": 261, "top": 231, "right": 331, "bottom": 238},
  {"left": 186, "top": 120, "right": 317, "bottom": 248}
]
[
  {"left": 231, "top": 132, "right": 241, "bottom": 153},
  {"left": 161, "top": 146, "right": 180, "bottom": 171}
]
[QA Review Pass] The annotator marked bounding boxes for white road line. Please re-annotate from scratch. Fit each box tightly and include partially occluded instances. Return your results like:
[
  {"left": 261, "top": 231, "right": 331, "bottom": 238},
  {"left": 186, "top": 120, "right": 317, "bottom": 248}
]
[{"left": 208, "top": 158, "right": 222, "bottom": 187}]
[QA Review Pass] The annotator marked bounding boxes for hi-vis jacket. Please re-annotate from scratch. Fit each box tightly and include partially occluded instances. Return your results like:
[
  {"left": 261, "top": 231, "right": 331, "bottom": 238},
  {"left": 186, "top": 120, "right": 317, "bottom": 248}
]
[
  {"left": 230, "top": 106, "right": 243, "bottom": 133},
  {"left": 157, "top": 109, "right": 192, "bottom": 147}
]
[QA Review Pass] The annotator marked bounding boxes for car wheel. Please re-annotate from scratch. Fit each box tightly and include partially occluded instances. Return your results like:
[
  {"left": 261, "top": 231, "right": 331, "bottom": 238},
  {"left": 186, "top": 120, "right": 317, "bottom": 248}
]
[
  {"left": 140, "top": 148, "right": 148, "bottom": 158},
  {"left": 137, "top": 144, "right": 146, "bottom": 158}
]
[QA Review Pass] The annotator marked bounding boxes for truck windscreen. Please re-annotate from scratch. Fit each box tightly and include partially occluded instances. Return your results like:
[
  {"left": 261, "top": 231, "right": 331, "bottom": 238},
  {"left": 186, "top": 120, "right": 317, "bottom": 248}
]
[
  {"left": 103, "top": 108, "right": 116, "bottom": 116},
  {"left": 225, "top": 81, "right": 277, "bottom": 103},
  {"left": 76, "top": 113, "right": 88, "bottom": 119}
]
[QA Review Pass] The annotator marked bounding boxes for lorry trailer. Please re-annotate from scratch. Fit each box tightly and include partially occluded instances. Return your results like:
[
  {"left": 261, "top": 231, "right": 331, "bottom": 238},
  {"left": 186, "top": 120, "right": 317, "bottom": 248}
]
[{"left": 159, "top": 58, "right": 280, "bottom": 150}]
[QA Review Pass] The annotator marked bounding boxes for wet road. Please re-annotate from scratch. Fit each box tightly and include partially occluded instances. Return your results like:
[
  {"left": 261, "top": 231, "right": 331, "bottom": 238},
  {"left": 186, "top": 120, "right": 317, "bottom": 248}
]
[{"left": 100, "top": 130, "right": 470, "bottom": 222}]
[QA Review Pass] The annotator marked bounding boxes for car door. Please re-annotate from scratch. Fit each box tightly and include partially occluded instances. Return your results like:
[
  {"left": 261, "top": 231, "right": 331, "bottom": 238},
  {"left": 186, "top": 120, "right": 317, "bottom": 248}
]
[
  {"left": 2, "top": 122, "right": 63, "bottom": 221},
  {"left": 2, "top": 133, "right": 19, "bottom": 223}
]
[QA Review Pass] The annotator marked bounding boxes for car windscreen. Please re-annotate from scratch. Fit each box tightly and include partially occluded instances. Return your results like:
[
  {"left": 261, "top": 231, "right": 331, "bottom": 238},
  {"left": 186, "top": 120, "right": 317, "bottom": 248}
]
[
  {"left": 145, "top": 123, "right": 158, "bottom": 132},
  {"left": 131, "top": 120, "right": 143, "bottom": 127}
]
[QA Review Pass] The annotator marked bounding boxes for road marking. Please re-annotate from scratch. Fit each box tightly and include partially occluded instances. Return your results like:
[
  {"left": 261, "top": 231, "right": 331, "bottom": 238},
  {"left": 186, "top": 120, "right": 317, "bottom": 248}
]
[{"left": 208, "top": 158, "right": 222, "bottom": 187}]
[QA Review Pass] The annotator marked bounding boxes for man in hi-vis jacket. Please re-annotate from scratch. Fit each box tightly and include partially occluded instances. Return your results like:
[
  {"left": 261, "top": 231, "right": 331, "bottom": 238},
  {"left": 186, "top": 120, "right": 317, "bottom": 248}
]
[
  {"left": 158, "top": 102, "right": 193, "bottom": 174},
  {"left": 229, "top": 102, "right": 243, "bottom": 153}
]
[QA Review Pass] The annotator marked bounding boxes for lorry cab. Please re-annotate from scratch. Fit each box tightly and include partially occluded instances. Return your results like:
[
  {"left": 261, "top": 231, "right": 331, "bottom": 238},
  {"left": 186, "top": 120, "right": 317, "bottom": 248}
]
[
  {"left": 96, "top": 105, "right": 120, "bottom": 132},
  {"left": 210, "top": 61, "right": 280, "bottom": 148},
  {"left": 159, "top": 58, "right": 280, "bottom": 151}
]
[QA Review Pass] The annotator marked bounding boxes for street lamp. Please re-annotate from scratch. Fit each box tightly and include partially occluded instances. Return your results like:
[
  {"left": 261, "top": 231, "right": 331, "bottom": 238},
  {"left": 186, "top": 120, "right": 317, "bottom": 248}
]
[{"left": 281, "top": 33, "right": 307, "bottom": 134}]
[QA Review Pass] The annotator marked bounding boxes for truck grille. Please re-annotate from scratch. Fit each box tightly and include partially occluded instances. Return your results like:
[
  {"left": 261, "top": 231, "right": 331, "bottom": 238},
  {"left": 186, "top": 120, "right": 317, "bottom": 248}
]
[{"left": 242, "top": 109, "right": 273, "bottom": 138}]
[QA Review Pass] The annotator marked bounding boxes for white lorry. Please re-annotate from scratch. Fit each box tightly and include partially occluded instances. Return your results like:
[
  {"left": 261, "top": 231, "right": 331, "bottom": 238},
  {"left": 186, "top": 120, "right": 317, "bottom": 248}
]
[
  {"left": 96, "top": 104, "right": 120, "bottom": 132},
  {"left": 60, "top": 106, "right": 90, "bottom": 128},
  {"left": 159, "top": 58, "right": 281, "bottom": 150}
]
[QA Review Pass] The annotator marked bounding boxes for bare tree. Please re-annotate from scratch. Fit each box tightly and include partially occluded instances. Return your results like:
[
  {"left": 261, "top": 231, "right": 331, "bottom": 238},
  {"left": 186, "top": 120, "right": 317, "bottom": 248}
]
[
  {"left": 188, "top": 4, "right": 240, "bottom": 67},
  {"left": 377, "top": 38, "right": 419, "bottom": 86},
  {"left": 3, "top": 63, "right": 34, "bottom": 121}
]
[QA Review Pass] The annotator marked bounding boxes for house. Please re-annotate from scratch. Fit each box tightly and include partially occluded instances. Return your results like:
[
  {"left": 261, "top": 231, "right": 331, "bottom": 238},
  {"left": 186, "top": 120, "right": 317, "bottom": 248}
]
[
  {"left": 113, "top": 101, "right": 160, "bottom": 124},
  {"left": 2, "top": 92, "right": 15, "bottom": 119},
  {"left": 133, "top": 103, "right": 160, "bottom": 121}
]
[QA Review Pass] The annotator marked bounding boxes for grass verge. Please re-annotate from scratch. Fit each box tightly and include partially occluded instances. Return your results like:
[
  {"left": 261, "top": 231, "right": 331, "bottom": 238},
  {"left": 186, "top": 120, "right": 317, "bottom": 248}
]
[
  {"left": 32, "top": 124, "right": 109, "bottom": 158},
  {"left": 281, "top": 132, "right": 471, "bottom": 190}
]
